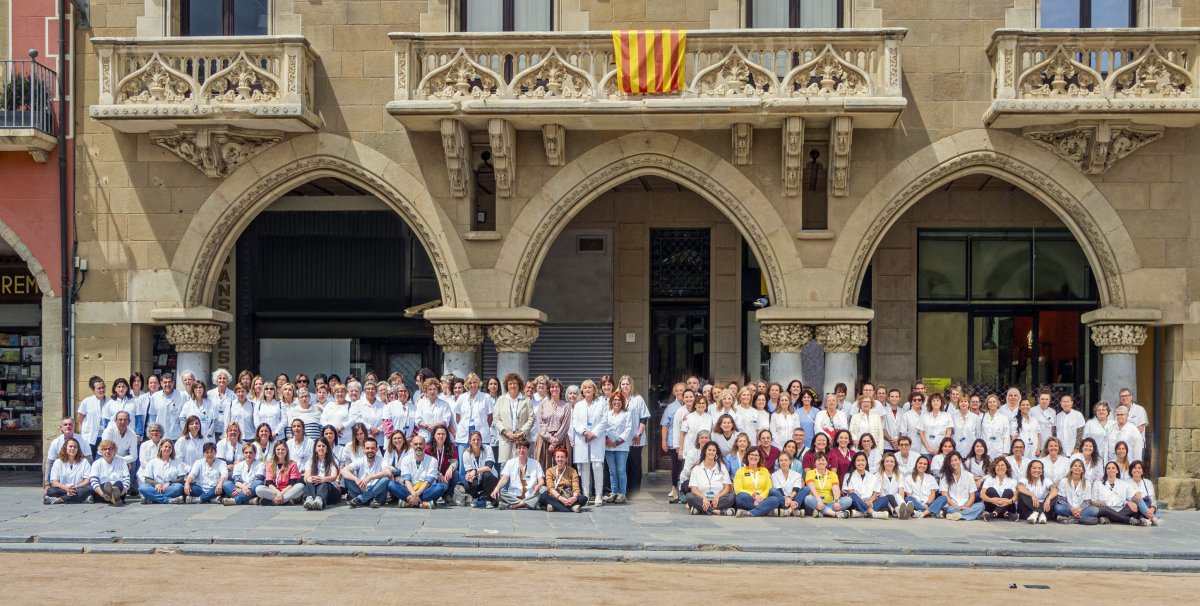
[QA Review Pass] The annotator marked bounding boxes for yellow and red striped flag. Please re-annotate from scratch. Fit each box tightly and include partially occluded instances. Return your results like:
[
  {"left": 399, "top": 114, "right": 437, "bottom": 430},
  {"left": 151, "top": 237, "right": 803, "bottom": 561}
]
[{"left": 612, "top": 30, "right": 687, "bottom": 94}]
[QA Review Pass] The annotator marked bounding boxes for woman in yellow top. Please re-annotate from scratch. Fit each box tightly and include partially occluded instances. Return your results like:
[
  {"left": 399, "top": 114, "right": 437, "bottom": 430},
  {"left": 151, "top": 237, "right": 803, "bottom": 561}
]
[
  {"left": 804, "top": 452, "right": 851, "bottom": 518},
  {"left": 733, "top": 449, "right": 782, "bottom": 517}
]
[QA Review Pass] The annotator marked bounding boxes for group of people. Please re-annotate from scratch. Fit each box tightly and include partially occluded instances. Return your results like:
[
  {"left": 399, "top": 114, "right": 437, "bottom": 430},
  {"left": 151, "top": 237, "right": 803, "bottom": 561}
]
[
  {"left": 661, "top": 379, "right": 1160, "bottom": 526},
  {"left": 43, "top": 368, "right": 1161, "bottom": 526},
  {"left": 47, "top": 368, "right": 651, "bottom": 512}
]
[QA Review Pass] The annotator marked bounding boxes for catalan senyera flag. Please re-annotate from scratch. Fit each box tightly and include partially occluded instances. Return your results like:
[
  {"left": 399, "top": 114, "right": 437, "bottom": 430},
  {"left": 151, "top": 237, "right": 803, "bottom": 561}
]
[{"left": 612, "top": 30, "right": 687, "bottom": 94}]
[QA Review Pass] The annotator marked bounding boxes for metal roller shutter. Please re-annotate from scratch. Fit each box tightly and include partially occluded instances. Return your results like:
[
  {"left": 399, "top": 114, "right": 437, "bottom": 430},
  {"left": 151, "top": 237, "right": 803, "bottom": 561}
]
[{"left": 482, "top": 324, "right": 613, "bottom": 385}]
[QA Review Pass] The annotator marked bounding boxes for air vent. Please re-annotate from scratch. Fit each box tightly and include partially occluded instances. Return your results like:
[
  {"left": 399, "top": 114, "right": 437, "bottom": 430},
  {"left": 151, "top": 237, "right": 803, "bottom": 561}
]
[{"left": 577, "top": 235, "right": 606, "bottom": 253}]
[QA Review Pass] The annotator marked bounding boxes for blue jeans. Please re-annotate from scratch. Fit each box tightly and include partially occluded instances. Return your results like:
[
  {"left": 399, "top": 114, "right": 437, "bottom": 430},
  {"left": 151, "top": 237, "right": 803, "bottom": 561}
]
[
  {"left": 1135, "top": 498, "right": 1159, "bottom": 519},
  {"left": 189, "top": 485, "right": 219, "bottom": 503},
  {"left": 388, "top": 480, "right": 448, "bottom": 504},
  {"left": 221, "top": 480, "right": 262, "bottom": 504},
  {"left": 804, "top": 494, "right": 852, "bottom": 513},
  {"left": 772, "top": 487, "right": 810, "bottom": 510},
  {"left": 735, "top": 492, "right": 783, "bottom": 516},
  {"left": 848, "top": 493, "right": 893, "bottom": 513},
  {"left": 944, "top": 502, "right": 986, "bottom": 520},
  {"left": 138, "top": 482, "right": 184, "bottom": 504},
  {"left": 906, "top": 495, "right": 948, "bottom": 516},
  {"left": 605, "top": 450, "right": 629, "bottom": 495},
  {"left": 1053, "top": 502, "right": 1100, "bottom": 524},
  {"left": 345, "top": 479, "right": 389, "bottom": 505}
]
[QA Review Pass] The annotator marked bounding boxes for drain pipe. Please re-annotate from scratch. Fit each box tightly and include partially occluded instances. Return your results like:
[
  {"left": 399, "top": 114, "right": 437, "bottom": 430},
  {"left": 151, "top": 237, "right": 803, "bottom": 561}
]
[{"left": 57, "top": 0, "right": 71, "bottom": 413}]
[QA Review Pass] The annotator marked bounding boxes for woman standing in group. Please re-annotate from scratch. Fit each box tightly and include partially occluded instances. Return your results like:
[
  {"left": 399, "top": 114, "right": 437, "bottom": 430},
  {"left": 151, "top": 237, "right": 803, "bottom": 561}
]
[
  {"left": 952, "top": 393, "right": 981, "bottom": 457},
  {"left": 980, "top": 458, "right": 1019, "bottom": 521},
  {"left": 795, "top": 388, "right": 819, "bottom": 449},
  {"left": 288, "top": 388, "right": 323, "bottom": 441},
  {"left": 679, "top": 394, "right": 713, "bottom": 468},
  {"left": 919, "top": 393, "right": 953, "bottom": 456},
  {"left": 1040, "top": 437, "right": 1070, "bottom": 485},
  {"left": 250, "top": 422, "right": 274, "bottom": 462},
  {"left": 755, "top": 429, "right": 780, "bottom": 472},
  {"left": 1083, "top": 401, "right": 1114, "bottom": 448},
  {"left": 128, "top": 373, "right": 149, "bottom": 439},
  {"left": 455, "top": 373, "right": 492, "bottom": 462},
  {"left": 175, "top": 416, "right": 206, "bottom": 469},
  {"left": 802, "top": 432, "right": 831, "bottom": 471},
  {"left": 1007, "top": 439, "right": 1031, "bottom": 484},
  {"left": 138, "top": 439, "right": 186, "bottom": 504},
  {"left": 225, "top": 383, "right": 255, "bottom": 442},
  {"left": 534, "top": 379, "right": 572, "bottom": 470},
  {"left": 256, "top": 384, "right": 285, "bottom": 441},
  {"left": 138, "top": 423, "right": 164, "bottom": 472},
  {"left": 686, "top": 441, "right": 733, "bottom": 515},
  {"left": 303, "top": 438, "right": 341, "bottom": 510},
  {"left": 1017, "top": 459, "right": 1056, "bottom": 523},
  {"left": 603, "top": 393, "right": 634, "bottom": 504},
  {"left": 979, "top": 395, "right": 1010, "bottom": 458},
  {"left": 1112, "top": 441, "right": 1133, "bottom": 479},
  {"left": 929, "top": 437, "right": 957, "bottom": 481},
  {"left": 1010, "top": 399, "right": 1043, "bottom": 457},
  {"left": 340, "top": 423, "right": 370, "bottom": 465},
  {"left": 770, "top": 398, "right": 799, "bottom": 450},
  {"left": 101, "top": 378, "right": 135, "bottom": 438},
  {"left": 828, "top": 430, "right": 856, "bottom": 480},
  {"left": 286, "top": 419, "right": 315, "bottom": 473},
  {"left": 814, "top": 394, "right": 848, "bottom": 440},
  {"left": 460, "top": 431, "right": 499, "bottom": 508},
  {"left": 571, "top": 380, "right": 607, "bottom": 506},
  {"left": 321, "top": 384, "right": 353, "bottom": 445},
  {"left": 256, "top": 441, "right": 303, "bottom": 506}
]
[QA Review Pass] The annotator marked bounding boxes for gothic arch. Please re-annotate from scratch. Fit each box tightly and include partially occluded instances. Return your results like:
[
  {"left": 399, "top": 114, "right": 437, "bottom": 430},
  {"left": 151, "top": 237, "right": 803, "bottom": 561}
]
[
  {"left": 832, "top": 129, "right": 1139, "bottom": 308},
  {"left": 0, "top": 217, "right": 55, "bottom": 296},
  {"left": 173, "top": 134, "right": 469, "bottom": 309},
  {"left": 497, "top": 132, "right": 797, "bottom": 308}
]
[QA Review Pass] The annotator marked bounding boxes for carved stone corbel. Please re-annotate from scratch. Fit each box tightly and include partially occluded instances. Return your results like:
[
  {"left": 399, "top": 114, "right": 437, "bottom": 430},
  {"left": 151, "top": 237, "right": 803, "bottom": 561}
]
[
  {"left": 149, "top": 127, "right": 283, "bottom": 178},
  {"left": 830, "top": 116, "right": 853, "bottom": 197},
  {"left": 542, "top": 124, "right": 565, "bottom": 166},
  {"left": 732, "top": 123, "right": 753, "bottom": 165},
  {"left": 440, "top": 119, "right": 472, "bottom": 198},
  {"left": 488, "top": 118, "right": 516, "bottom": 197},
  {"left": 1023, "top": 121, "right": 1163, "bottom": 175},
  {"left": 782, "top": 117, "right": 804, "bottom": 197}
]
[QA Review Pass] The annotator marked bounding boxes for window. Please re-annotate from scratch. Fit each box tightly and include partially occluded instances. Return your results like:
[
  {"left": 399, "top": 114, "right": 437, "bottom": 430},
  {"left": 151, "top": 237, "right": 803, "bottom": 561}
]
[
  {"left": 462, "top": 0, "right": 553, "bottom": 32},
  {"left": 748, "top": 0, "right": 843, "bottom": 28},
  {"left": 1040, "top": 0, "right": 1136, "bottom": 28},
  {"left": 178, "top": 0, "right": 269, "bottom": 36}
]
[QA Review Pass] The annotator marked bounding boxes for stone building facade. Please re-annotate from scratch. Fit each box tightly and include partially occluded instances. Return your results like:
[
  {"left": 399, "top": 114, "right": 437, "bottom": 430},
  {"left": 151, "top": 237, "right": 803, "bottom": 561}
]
[{"left": 70, "top": 1, "right": 1200, "bottom": 506}]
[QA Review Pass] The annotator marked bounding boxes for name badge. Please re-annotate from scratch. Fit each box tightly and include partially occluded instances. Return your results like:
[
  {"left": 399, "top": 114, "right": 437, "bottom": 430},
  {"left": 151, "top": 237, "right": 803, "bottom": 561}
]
[{"left": 706, "top": 489, "right": 716, "bottom": 497}]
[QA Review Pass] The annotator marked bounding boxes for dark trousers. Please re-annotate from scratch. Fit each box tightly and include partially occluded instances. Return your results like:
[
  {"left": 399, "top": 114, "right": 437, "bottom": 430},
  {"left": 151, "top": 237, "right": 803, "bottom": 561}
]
[
  {"left": 684, "top": 491, "right": 735, "bottom": 513},
  {"left": 984, "top": 488, "right": 1017, "bottom": 517},
  {"left": 1017, "top": 493, "right": 1058, "bottom": 521},
  {"left": 539, "top": 492, "right": 589, "bottom": 512},
  {"left": 1095, "top": 504, "right": 1136, "bottom": 524},
  {"left": 45, "top": 487, "right": 90, "bottom": 503},
  {"left": 627, "top": 445, "right": 643, "bottom": 495},
  {"left": 304, "top": 481, "right": 341, "bottom": 504},
  {"left": 670, "top": 449, "right": 683, "bottom": 488},
  {"left": 464, "top": 473, "right": 500, "bottom": 505}
]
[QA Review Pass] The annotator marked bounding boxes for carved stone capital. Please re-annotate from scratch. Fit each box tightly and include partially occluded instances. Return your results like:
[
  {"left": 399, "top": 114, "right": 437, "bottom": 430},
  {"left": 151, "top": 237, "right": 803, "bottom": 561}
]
[
  {"left": 732, "top": 123, "right": 753, "bottom": 165},
  {"left": 1090, "top": 324, "right": 1147, "bottom": 355},
  {"left": 164, "top": 323, "right": 222, "bottom": 353},
  {"left": 433, "top": 323, "right": 485, "bottom": 353},
  {"left": 1024, "top": 121, "right": 1163, "bottom": 175},
  {"left": 487, "top": 324, "right": 539, "bottom": 353},
  {"left": 781, "top": 116, "right": 804, "bottom": 197},
  {"left": 489, "top": 118, "right": 517, "bottom": 197},
  {"left": 542, "top": 124, "right": 566, "bottom": 166},
  {"left": 150, "top": 127, "right": 283, "bottom": 178},
  {"left": 759, "top": 323, "right": 813, "bottom": 353},
  {"left": 815, "top": 324, "right": 868, "bottom": 354},
  {"left": 440, "top": 119, "right": 472, "bottom": 197}
]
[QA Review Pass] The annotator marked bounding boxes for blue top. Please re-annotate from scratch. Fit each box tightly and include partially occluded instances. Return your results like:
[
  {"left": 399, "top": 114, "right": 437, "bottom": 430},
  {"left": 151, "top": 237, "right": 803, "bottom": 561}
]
[
  {"left": 661, "top": 400, "right": 682, "bottom": 448},
  {"left": 797, "top": 407, "right": 819, "bottom": 449}
]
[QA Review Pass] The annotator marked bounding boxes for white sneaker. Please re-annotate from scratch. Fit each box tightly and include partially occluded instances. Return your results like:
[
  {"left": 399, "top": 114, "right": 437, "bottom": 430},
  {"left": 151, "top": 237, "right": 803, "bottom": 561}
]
[
  {"left": 850, "top": 510, "right": 862, "bottom": 518},
  {"left": 735, "top": 509, "right": 750, "bottom": 518},
  {"left": 185, "top": 496, "right": 201, "bottom": 504},
  {"left": 1038, "top": 512, "right": 1047, "bottom": 524},
  {"left": 1027, "top": 513, "right": 1038, "bottom": 524},
  {"left": 945, "top": 512, "right": 962, "bottom": 521},
  {"left": 904, "top": 502, "right": 916, "bottom": 518},
  {"left": 871, "top": 511, "right": 889, "bottom": 520}
]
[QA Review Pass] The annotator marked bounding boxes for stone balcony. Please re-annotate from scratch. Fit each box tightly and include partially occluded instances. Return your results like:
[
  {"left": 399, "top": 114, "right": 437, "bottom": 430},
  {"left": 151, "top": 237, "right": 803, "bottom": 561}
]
[
  {"left": 986, "top": 29, "right": 1200, "bottom": 173},
  {"left": 388, "top": 29, "right": 905, "bottom": 198},
  {"left": 388, "top": 28, "right": 906, "bottom": 131},
  {"left": 89, "top": 36, "right": 320, "bottom": 177}
]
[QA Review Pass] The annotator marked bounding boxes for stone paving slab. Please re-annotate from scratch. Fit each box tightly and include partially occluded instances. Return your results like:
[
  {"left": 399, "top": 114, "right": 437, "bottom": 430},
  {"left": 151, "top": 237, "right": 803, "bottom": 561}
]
[{"left": 4, "top": 482, "right": 1198, "bottom": 570}]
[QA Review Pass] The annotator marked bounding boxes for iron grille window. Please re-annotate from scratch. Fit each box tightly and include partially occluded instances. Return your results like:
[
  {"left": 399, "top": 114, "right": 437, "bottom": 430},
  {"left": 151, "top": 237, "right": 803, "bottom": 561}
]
[{"left": 650, "top": 229, "right": 710, "bottom": 299}]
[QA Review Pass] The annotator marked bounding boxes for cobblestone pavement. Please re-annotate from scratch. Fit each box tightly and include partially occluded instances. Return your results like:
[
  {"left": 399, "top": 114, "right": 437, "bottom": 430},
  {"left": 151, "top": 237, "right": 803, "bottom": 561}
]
[{"left": 5, "top": 474, "right": 1197, "bottom": 570}]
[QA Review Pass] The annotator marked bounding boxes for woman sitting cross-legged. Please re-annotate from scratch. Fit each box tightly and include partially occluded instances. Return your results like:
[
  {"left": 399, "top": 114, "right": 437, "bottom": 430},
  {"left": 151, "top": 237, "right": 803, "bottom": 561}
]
[
  {"left": 685, "top": 441, "right": 734, "bottom": 515},
  {"left": 302, "top": 438, "right": 342, "bottom": 510},
  {"left": 803, "top": 452, "right": 850, "bottom": 518},
  {"left": 540, "top": 447, "right": 589, "bottom": 512},
  {"left": 733, "top": 448, "right": 782, "bottom": 517},
  {"left": 255, "top": 440, "right": 304, "bottom": 506},
  {"left": 980, "top": 457, "right": 1019, "bottom": 521},
  {"left": 221, "top": 442, "right": 264, "bottom": 506},
  {"left": 491, "top": 436, "right": 546, "bottom": 510},
  {"left": 183, "top": 442, "right": 227, "bottom": 504},
  {"left": 44, "top": 436, "right": 92, "bottom": 504},
  {"left": 459, "top": 431, "right": 499, "bottom": 508},
  {"left": 139, "top": 438, "right": 187, "bottom": 504},
  {"left": 843, "top": 451, "right": 889, "bottom": 519},
  {"left": 771, "top": 450, "right": 808, "bottom": 517}
]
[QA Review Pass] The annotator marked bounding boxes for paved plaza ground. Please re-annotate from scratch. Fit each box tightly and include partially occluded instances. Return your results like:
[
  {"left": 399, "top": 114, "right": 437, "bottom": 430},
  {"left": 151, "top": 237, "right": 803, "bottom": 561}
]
[{"left": 4, "top": 474, "right": 1198, "bottom": 572}]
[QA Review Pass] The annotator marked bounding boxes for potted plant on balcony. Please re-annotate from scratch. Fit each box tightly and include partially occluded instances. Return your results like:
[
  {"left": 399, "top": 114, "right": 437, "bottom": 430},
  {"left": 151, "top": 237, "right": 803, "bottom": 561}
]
[{"left": 2, "top": 73, "right": 53, "bottom": 130}]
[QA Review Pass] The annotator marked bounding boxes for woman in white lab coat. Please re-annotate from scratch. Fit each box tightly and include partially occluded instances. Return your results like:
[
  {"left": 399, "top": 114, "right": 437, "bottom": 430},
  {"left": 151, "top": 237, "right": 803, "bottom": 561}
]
[
  {"left": 979, "top": 395, "right": 1010, "bottom": 458},
  {"left": 138, "top": 439, "right": 187, "bottom": 504},
  {"left": 44, "top": 437, "right": 91, "bottom": 504},
  {"left": 602, "top": 392, "right": 634, "bottom": 504},
  {"left": 571, "top": 380, "right": 607, "bottom": 505}
]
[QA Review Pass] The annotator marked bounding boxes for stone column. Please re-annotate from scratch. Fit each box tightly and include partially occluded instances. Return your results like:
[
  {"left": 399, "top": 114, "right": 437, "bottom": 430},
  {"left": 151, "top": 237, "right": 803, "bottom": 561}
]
[
  {"left": 165, "top": 323, "right": 222, "bottom": 387},
  {"left": 760, "top": 323, "right": 812, "bottom": 386},
  {"left": 488, "top": 324, "right": 539, "bottom": 380},
  {"left": 433, "top": 323, "right": 484, "bottom": 379},
  {"left": 815, "top": 324, "right": 868, "bottom": 398},
  {"left": 1090, "top": 324, "right": 1148, "bottom": 406}
]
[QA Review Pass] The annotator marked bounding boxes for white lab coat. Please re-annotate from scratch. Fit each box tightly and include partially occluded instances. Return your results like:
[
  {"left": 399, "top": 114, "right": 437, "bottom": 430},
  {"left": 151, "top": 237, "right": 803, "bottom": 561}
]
[{"left": 571, "top": 398, "right": 608, "bottom": 464}]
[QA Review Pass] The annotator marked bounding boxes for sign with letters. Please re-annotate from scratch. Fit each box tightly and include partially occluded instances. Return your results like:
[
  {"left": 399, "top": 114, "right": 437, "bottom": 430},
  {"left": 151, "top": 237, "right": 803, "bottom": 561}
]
[{"left": 0, "top": 267, "right": 40, "bottom": 303}]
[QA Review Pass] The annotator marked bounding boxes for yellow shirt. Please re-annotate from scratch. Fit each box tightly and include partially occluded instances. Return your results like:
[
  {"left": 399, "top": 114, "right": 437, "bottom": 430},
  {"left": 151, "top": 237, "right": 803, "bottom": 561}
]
[
  {"left": 733, "top": 465, "right": 773, "bottom": 497},
  {"left": 805, "top": 469, "right": 840, "bottom": 501}
]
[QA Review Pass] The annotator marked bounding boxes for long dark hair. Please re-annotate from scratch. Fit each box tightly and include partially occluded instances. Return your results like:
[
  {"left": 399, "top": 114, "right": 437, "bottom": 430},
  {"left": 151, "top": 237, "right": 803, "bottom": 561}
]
[
  {"left": 966, "top": 438, "right": 991, "bottom": 471},
  {"left": 941, "top": 452, "right": 965, "bottom": 490},
  {"left": 309, "top": 436, "right": 337, "bottom": 476},
  {"left": 1079, "top": 437, "right": 1102, "bottom": 467},
  {"left": 693, "top": 441, "right": 722, "bottom": 470},
  {"left": 429, "top": 426, "right": 455, "bottom": 460}
]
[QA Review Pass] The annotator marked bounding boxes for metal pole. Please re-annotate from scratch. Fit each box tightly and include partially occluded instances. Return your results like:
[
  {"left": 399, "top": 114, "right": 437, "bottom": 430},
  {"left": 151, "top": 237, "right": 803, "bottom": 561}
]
[{"left": 58, "top": 0, "right": 71, "bottom": 415}]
